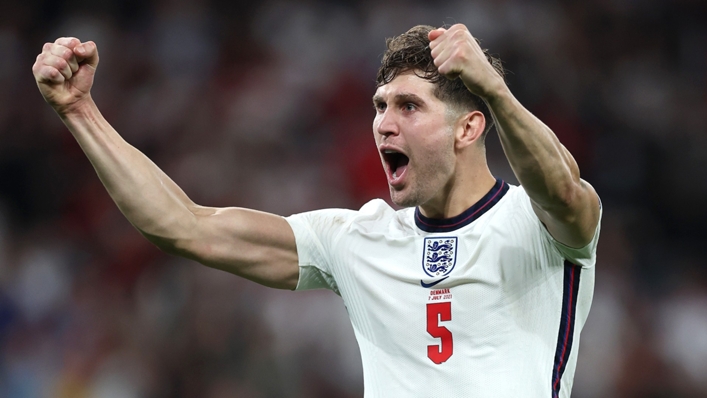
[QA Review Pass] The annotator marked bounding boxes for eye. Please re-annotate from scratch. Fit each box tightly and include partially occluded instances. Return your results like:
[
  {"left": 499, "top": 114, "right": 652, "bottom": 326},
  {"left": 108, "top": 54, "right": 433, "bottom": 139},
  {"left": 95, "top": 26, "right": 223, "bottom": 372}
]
[
  {"left": 403, "top": 103, "right": 417, "bottom": 112},
  {"left": 374, "top": 102, "right": 386, "bottom": 112}
]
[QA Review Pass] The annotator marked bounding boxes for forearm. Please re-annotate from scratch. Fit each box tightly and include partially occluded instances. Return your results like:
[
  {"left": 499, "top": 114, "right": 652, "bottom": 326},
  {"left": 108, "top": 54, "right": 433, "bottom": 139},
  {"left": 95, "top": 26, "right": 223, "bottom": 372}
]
[
  {"left": 59, "top": 98, "right": 198, "bottom": 248},
  {"left": 483, "top": 87, "right": 599, "bottom": 247},
  {"left": 486, "top": 88, "right": 582, "bottom": 212}
]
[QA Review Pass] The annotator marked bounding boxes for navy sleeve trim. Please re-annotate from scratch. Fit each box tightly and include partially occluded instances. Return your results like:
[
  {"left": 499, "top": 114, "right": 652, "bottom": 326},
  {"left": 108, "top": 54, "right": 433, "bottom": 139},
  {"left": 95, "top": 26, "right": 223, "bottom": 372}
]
[{"left": 550, "top": 260, "right": 581, "bottom": 398}]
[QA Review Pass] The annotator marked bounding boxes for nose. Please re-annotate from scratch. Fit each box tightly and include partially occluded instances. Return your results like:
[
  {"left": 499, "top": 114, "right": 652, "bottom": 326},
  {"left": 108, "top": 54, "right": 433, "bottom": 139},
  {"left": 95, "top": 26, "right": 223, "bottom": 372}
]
[{"left": 374, "top": 108, "right": 399, "bottom": 138}]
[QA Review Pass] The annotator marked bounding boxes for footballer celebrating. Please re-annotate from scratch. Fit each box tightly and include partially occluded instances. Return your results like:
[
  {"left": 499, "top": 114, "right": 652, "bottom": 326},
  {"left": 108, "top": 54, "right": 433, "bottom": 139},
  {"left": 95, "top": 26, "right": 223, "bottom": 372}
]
[{"left": 33, "top": 23, "right": 601, "bottom": 397}]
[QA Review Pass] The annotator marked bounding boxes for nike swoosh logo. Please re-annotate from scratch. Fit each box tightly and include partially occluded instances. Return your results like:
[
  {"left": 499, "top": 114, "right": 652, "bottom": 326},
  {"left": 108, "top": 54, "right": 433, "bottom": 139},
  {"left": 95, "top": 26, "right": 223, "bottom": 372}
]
[{"left": 420, "top": 276, "right": 449, "bottom": 288}]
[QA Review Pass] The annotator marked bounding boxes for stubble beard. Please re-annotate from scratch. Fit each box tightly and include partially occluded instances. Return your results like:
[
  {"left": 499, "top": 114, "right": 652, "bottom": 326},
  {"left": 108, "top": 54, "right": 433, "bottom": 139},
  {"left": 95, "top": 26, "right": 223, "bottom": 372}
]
[
  {"left": 389, "top": 184, "right": 424, "bottom": 208},
  {"left": 388, "top": 162, "right": 448, "bottom": 209},
  {"left": 387, "top": 125, "right": 457, "bottom": 209}
]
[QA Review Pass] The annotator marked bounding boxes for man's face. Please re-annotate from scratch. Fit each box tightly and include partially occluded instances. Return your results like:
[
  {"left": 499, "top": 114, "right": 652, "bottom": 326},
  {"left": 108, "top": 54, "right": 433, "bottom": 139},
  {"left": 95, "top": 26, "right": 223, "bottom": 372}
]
[{"left": 372, "top": 72, "right": 458, "bottom": 208}]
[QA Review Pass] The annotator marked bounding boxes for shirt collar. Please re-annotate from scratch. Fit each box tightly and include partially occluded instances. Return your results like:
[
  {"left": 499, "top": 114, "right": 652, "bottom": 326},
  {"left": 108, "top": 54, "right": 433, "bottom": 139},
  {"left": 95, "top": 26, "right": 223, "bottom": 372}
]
[{"left": 414, "top": 179, "right": 509, "bottom": 233}]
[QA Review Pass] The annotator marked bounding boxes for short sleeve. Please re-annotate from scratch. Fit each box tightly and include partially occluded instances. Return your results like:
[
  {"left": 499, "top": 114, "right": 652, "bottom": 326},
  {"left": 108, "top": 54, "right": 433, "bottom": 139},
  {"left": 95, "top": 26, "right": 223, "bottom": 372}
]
[
  {"left": 285, "top": 208, "right": 356, "bottom": 294},
  {"left": 547, "top": 207, "right": 601, "bottom": 268},
  {"left": 516, "top": 187, "right": 602, "bottom": 269}
]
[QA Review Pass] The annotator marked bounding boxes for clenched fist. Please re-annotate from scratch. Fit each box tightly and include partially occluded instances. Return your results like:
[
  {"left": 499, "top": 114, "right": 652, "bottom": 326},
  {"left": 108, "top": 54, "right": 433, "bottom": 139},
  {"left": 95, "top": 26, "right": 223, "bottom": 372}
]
[
  {"left": 32, "top": 37, "right": 99, "bottom": 114},
  {"left": 429, "top": 24, "right": 505, "bottom": 100}
]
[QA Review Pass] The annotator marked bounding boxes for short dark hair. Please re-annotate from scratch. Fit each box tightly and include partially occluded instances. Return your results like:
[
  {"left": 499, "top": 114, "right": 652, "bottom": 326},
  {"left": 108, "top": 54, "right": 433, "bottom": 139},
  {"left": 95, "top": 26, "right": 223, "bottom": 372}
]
[{"left": 376, "top": 25, "right": 505, "bottom": 137}]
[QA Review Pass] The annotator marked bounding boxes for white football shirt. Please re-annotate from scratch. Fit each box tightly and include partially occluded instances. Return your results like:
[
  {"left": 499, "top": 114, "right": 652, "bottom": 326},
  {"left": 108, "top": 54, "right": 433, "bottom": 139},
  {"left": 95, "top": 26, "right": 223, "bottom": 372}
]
[{"left": 285, "top": 180, "right": 601, "bottom": 398}]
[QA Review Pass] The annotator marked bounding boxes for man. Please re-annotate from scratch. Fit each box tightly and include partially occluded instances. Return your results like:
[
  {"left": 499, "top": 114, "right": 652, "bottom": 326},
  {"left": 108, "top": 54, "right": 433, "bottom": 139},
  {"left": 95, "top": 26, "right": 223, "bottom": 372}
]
[{"left": 33, "top": 23, "right": 601, "bottom": 397}]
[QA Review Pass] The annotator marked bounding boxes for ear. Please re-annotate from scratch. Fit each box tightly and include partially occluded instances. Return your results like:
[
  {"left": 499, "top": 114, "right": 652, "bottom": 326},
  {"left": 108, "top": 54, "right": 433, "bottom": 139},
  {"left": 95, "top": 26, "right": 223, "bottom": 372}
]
[{"left": 454, "top": 110, "right": 486, "bottom": 150}]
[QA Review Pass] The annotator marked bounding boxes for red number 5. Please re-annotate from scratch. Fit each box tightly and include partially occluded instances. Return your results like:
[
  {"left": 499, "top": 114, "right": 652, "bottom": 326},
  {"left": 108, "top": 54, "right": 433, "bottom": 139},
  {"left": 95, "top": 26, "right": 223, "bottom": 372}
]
[{"left": 427, "top": 302, "right": 453, "bottom": 364}]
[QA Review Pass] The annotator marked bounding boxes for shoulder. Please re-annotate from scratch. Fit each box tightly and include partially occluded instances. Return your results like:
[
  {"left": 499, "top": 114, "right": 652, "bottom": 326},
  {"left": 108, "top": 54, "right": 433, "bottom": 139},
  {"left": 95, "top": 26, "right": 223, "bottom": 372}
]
[
  {"left": 352, "top": 199, "right": 417, "bottom": 236},
  {"left": 357, "top": 199, "right": 411, "bottom": 224},
  {"left": 286, "top": 199, "right": 415, "bottom": 242},
  {"left": 503, "top": 182, "right": 529, "bottom": 203},
  {"left": 503, "top": 183, "right": 602, "bottom": 268},
  {"left": 493, "top": 183, "right": 568, "bottom": 234},
  {"left": 476, "top": 182, "right": 533, "bottom": 223},
  {"left": 286, "top": 199, "right": 413, "bottom": 236},
  {"left": 498, "top": 183, "right": 541, "bottom": 218}
]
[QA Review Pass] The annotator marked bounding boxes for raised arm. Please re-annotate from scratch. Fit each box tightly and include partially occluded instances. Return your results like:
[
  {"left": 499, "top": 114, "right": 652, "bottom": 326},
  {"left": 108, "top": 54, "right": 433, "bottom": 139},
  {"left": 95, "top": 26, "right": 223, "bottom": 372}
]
[
  {"left": 32, "top": 37, "right": 299, "bottom": 289},
  {"left": 429, "top": 25, "right": 600, "bottom": 248}
]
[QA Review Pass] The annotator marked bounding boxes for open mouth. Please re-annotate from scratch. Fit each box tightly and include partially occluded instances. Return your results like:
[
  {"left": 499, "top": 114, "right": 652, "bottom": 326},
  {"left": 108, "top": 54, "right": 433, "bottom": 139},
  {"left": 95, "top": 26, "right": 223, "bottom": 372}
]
[{"left": 382, "top": 149, "right": 410, "bottom": 182}]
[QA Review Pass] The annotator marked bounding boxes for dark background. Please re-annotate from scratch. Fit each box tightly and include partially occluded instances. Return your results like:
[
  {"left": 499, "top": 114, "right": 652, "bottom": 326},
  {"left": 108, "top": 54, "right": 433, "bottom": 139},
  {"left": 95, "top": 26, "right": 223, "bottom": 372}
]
[{"left": 1, "top": 0, "right": 706, "bottom": 396}]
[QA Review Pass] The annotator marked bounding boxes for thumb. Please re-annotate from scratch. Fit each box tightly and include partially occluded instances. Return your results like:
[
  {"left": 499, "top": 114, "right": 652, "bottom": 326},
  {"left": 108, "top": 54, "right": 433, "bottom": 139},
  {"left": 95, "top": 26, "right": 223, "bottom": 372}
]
[
  {"left": 73, "top": 41, "right": 99, "bottom": 68},
  {"left": 428, "top": 28, "right": 446, "bottom": 42}
]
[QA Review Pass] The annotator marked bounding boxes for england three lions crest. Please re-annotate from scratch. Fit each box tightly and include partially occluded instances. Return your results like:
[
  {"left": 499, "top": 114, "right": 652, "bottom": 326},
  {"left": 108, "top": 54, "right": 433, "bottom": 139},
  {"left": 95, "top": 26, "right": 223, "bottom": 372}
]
[{"left": 422, "top": 237, "right": 458, "bottom": 278}]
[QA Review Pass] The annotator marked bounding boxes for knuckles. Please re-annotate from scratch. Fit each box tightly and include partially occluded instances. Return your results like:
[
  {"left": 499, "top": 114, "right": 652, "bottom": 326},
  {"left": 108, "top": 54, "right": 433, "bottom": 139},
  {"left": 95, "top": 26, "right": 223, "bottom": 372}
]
[
  {"left": 449, "top": 24, "right": 470, "bottom": 36},
  {"left": 55, "top": 36, "right": 79, "bottom": 46},
  {"left": 33, "top": 38, "right": 82, "bottom": 84},
  {"left": 451, "top": 48, "right": 469, "bottom": 61}
]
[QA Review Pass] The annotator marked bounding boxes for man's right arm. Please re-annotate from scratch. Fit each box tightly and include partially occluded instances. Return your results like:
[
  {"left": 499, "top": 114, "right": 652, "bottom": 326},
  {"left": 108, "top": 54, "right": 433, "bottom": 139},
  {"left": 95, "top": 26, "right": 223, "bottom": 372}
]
[{"left": 33, "top": 37, "right": 299, "bottom": 290}]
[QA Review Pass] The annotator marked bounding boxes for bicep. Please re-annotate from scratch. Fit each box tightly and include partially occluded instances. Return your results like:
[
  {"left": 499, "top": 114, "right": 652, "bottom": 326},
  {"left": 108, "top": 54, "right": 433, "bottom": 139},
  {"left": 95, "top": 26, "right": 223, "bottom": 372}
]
[
  {"left": 531, "top": 179, "right": 601, "bottom": 249},
  {"left": 175, "top": 206, "right": 300, "bottom": 290}
]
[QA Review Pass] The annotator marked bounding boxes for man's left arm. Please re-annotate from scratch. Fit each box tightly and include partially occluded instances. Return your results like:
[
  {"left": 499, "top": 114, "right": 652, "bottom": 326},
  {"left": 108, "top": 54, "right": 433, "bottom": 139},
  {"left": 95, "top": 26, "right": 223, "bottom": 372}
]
[
  {"left": 430, "top": 24, "right": 600, "bottom": 248},
  {"left": 486, "top": 88, "right": 600, "bottom": 248}
]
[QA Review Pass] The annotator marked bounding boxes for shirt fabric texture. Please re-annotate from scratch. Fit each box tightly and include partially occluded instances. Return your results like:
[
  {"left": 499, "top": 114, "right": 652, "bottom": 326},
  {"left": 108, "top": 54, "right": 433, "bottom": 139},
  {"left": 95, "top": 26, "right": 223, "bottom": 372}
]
[{"left": 285, "top": 180, "right": 601, "bottom": 398}]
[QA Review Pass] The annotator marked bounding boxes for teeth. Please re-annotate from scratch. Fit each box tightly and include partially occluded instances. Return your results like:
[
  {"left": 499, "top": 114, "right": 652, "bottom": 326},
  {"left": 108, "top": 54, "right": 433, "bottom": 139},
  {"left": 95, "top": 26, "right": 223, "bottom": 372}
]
[
  {"left": 384, "top": 150, "right": 395, "bottom": 154},
  {"left": 393, "top": 170, "right": 397, "bottom": 178}
]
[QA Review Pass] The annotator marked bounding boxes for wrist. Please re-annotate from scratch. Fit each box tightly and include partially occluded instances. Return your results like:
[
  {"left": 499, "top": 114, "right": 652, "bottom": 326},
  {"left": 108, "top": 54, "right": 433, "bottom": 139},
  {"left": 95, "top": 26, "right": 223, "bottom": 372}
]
[
  {"left": 479, "top": 77, "right": 511, "bottom": 105},
  {"left": 56, "top": 95, "right": 96, "bottom": 120}
]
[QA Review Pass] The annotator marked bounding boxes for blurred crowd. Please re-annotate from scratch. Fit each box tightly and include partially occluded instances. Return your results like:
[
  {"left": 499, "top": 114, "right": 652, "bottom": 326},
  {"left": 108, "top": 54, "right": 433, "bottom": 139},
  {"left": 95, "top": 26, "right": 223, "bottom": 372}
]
[{"left": 1, "top": 0, "right": 706, "bottom": 397}]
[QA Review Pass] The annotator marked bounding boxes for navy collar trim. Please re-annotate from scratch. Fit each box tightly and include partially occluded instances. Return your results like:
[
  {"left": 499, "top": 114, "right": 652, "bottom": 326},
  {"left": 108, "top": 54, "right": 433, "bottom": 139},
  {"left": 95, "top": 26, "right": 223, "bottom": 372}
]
[{"left": 415, "top": 179, "right": 509, "bottom": 233}]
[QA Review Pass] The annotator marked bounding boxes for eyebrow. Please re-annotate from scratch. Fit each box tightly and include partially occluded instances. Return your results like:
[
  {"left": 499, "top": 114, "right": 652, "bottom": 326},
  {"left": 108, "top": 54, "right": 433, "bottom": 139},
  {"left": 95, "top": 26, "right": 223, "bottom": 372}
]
[{"left": 372, "top": 92, "right": 427, "bottom": 106}]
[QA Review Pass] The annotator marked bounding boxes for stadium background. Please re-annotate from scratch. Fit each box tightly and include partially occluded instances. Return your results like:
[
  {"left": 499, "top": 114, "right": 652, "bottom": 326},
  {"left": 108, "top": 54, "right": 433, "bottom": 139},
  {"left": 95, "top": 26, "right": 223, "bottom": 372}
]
[{"left": 1, "top": 0, "right": 706, "bottom": 396}]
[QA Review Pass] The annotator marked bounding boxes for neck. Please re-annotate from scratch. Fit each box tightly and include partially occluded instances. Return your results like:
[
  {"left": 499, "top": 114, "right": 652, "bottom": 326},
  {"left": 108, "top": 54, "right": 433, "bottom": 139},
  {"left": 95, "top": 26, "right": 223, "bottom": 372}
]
[{"left": 418, "top": 164, "right": 496, "bottom": 219}]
